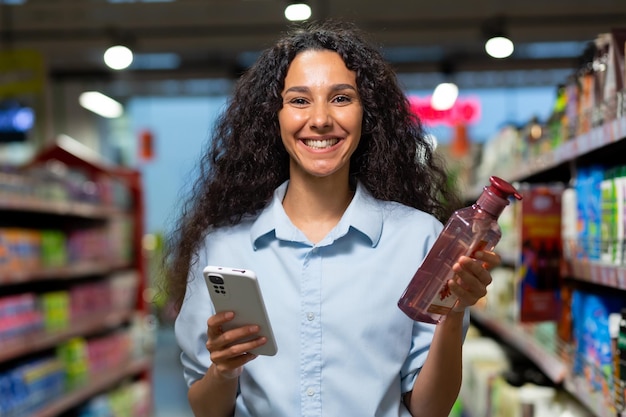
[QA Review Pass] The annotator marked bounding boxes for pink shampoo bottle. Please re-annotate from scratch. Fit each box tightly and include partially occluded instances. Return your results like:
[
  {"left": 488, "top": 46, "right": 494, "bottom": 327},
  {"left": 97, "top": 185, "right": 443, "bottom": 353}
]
[{"left": 398, "top": 176, "right": 522, "bottom": 324}]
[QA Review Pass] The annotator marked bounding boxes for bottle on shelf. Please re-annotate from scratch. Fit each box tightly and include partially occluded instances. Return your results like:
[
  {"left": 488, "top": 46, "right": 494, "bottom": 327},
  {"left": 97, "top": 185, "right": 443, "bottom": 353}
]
[
  {"left": 618, "top": 308, "right": 626, "bottom": 412},
  {"left": 398, "top": 176, "right": 522, "bottom": 324}
]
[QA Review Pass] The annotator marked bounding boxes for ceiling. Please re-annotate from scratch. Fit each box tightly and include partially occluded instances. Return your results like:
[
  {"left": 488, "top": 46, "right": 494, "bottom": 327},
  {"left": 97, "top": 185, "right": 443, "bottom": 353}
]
[{"left": 2, "top": 0, "right": 626, "bottom": 93}]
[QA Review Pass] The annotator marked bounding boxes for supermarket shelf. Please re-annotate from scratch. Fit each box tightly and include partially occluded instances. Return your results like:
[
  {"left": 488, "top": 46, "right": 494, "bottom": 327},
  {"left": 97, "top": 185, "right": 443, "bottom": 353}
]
[
  {"left": 511, "top": 115, "right": 626, "bottom": 181},
  {"left": 564, "top": 376, "right": 626, "bottom": 417},
  {"left": 0, "top": 262, "right": 132, "bottom": 285},
  {"left": 0, "top": 309, "right": 134, "bottom": 362},
  {"left": 563, "top": 258, "right": 626, "bottom": 291},
  {"left": 470, "top": 308, "right": 626, "bottom": 417},
  {"left": 469, "top": 308, "right": 568, "bottom": 383},
  {"left": 466, "top": 115, "right": 626, "bottom": 198},
  {"left": 1, "top": 135, "right": 151, "bottom": 416},
  {"left": 29, "top": 356, "right": 153, "bottom": 417},
  {"left": 0, "top": 198, "right": 124, "bottom": 218}
]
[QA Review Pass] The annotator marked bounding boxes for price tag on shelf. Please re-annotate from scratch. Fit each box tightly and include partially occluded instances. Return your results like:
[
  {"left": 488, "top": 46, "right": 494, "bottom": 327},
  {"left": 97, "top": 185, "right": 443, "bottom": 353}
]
[
  {"left": 554, "top": 140, "right": 574, "bottom": 162},
  {"left": 601, "top": 264, "right": 617, "bottom": 287},
  {"left": 589, "top": 126, "right": 603, "bottom": 151},
  {"left": 603, "top": 123, "right": 615, "bottom": 144},
  {"left": 577, "top": 132, "right": 591, "bottom": 154},
  {"left": 617, "top": 268, "right": 626, "bottom": 290},
  {"left": 590, "top": 263, "right": 616, "bottom": 287},
  {"left": 590, "top": 263, "right": 601, "bottom": 285},
  {"left": 617, "top": 116, "right": 626, "bottom": 139}
]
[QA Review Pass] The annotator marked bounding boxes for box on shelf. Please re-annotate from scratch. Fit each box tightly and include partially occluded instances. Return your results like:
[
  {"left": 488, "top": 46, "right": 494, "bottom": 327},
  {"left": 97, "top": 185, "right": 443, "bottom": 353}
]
[{"left": 515, "top": 183, "right": 564, "bottom": 323}]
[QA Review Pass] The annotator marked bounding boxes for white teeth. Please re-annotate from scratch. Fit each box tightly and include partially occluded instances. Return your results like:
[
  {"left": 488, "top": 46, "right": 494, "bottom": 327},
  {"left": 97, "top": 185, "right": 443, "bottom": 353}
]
[{"left": 303, "top": 138, "right": 339, "bottom": 149}]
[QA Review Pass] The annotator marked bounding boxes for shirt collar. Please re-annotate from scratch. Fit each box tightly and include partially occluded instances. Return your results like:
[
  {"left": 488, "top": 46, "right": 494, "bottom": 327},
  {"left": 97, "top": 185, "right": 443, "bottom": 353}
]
[{"left": 250, "top": 180, "right": 383, "bottom": 249}]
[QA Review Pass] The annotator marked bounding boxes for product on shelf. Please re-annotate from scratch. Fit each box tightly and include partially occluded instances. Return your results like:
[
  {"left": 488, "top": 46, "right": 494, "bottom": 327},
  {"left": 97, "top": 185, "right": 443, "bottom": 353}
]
[
  {"left": 618, "top": 309, "right": 626, "bottom": 411},
  {"left": 600, "top": 166, "right": 626, "bottom": 266},
  {"left": 611, "top": 311, "right": 625, "bottom": 411},
  {"left": 0, "top": 356, "right": 65, "bottom": 417},
  {"left": 460, "top": 336, "right": 511, "bottom": 417},
  {"left": 561, "top": 163, "right": 626, "bottom": 267},
  {"left": 41, "top": 290, "right": 70, "bottom": 331},
  {"left": 57, "top": 337, "right": 90, "bottom": 389},
  {"left": 76, "top": 380, "right": 152, "bottom": 417},
  {"left": 0, "top": 293, "right": 43, "bottom": 341},
  {"left": 516, "top": 183, "right": 564, "bottom": 323},
  {"left": 571, "top": 289, "right": 626, "bottom": 413}
]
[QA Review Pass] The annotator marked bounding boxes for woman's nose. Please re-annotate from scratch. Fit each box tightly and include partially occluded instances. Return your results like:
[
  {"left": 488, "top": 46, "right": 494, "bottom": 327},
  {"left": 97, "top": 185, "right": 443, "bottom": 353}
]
[{"left": 309, "top": 102, "right": 331, "bottom": 129}]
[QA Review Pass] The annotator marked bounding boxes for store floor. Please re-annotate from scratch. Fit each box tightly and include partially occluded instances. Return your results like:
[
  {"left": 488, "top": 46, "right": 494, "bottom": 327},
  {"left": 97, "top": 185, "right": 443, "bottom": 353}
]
[{"left": 152, "top": 324, "right": 194, "bottom": 417}]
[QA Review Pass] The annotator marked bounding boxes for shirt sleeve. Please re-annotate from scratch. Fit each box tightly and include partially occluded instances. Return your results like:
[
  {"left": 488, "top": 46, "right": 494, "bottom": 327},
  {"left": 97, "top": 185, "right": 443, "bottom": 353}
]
[
  {"left": 399, "top": 308, "right": 470, "bottom": 393},
  {"left": 174, "top": 245, "right": 215, "bottom": 388}
]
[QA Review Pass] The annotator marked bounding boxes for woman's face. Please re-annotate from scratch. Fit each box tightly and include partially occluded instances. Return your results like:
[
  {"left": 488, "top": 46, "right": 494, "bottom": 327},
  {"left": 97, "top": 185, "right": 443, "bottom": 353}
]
[{"left": 278, "top": 49, "right": 363, "bottom": 180}]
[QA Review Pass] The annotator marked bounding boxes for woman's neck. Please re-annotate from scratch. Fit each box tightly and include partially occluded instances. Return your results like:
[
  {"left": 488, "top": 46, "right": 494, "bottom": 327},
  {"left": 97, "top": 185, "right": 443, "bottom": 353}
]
[{"left": 282, "top": 175, "right": 354, "bottom": 244}]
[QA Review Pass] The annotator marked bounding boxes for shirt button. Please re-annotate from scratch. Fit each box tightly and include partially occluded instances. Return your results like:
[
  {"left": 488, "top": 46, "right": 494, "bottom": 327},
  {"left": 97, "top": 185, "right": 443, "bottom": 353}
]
[
  {"left": 306, "top": 312, "right": 315, "bottom": 321},
  {"left": 307, "top": 388, "right": 315, "bottom": 396}
]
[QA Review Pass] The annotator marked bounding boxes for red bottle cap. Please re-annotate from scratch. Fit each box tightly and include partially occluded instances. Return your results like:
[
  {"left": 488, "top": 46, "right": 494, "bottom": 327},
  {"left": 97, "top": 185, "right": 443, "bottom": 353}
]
[
  {"left": 477, "top": 176, "right": 522, "bottom": 216},
  {"left": 488, "top": 176, "right": 523, "bottom": 201}
]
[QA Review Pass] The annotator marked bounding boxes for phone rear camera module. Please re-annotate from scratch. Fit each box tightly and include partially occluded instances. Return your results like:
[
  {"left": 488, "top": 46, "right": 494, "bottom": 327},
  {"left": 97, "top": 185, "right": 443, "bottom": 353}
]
[{"left": 209, "top": 275, "right": 224, "bottom": 285}]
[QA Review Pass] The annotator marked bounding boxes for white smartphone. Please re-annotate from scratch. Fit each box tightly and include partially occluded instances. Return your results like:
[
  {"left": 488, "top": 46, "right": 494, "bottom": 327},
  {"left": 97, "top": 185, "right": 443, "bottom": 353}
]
[{"left": 203, "top": 265, "right": 278, "bottom": 356}]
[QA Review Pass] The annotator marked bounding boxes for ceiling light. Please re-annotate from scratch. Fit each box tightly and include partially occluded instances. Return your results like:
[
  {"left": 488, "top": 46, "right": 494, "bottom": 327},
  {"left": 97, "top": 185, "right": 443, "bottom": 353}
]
[
  {"left": 104, "top": 45, "right": 134, "bottom": 70},
  {"left": 485, "top": 36, "right": 514, "bottom": 59},
  {"left": 431, "top": 82, "right": 459, "bottom": 111},
  {"left": 481, "top": 16, "right": 514, "bottom": 59},
  {"left": 284, "top": 3, "right": 311, "bottom": 21},
  {"left": 430, "top": 58, "right": 458, "bottom": 111},
  {"left": 79, "top": 91, "right": 124, "bottom": 118}
]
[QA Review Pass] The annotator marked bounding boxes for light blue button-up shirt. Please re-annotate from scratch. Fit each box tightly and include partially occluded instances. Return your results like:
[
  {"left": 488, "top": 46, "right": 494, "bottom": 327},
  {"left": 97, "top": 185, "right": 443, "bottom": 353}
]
[{"left": 175, "top": 180, "right": 469, "bottom": 417}]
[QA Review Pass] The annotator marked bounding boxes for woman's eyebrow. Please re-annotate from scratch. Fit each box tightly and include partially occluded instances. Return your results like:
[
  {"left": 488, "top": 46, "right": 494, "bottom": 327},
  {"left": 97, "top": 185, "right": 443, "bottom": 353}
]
[
  {"left": 331, "top": 83, "right": 358, "bottom": 92},
  {"left": 284, "top": 86, "right": 309, "bottom": 94},
  {"left": 284, "top": 83, "right": 358, "bottom": 94}
]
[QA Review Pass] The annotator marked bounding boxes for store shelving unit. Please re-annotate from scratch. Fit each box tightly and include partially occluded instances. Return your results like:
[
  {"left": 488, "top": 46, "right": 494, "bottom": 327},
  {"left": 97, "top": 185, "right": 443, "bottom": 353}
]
[
  {"left": 0, "top": 135, "right": 152, "bottom": 417},
  {"left": 466, "top": 116, "right": 626, "bottom": 199},
  {"left": 470, "top": 308, "right": 622, "bottom": 417},
  {"left": 31, "top": 357, "right": 152, "bottom": 417},
  {"left": 0, "top": 309, "right": 136, "bottom": 364},
  {"left": 467, "top": 110, "right": 626, "bottom": 417}
]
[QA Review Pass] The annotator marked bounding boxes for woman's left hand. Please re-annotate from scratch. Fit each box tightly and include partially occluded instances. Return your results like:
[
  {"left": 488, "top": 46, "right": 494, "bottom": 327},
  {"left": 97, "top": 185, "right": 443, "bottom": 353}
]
[{"left": 449, "top": 250, "right": 500, "bottom": 312}]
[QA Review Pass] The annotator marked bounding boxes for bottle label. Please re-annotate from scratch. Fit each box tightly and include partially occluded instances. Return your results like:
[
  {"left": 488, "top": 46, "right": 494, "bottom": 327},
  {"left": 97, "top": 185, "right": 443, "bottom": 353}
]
[
  {"left": 426, "top": 280, "right": 457, "bottom": 314},
  {"left": 426, "top": 240, "right": 488, "bottom": 314}
]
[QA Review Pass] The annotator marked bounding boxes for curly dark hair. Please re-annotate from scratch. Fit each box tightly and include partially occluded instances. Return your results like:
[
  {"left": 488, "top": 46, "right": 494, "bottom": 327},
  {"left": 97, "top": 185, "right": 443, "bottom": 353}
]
[{"left": 162, "top": 20, "right": 460, "bottom": 310}]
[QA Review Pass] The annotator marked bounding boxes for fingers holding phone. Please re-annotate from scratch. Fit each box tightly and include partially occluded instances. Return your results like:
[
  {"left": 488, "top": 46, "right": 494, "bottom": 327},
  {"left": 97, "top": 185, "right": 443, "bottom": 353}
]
[
  {"left": 203, "top": 266, "right": 278, "bottom": 357},
  {"left": 205, "top": 311, "right": 263, "bottom": 379}
]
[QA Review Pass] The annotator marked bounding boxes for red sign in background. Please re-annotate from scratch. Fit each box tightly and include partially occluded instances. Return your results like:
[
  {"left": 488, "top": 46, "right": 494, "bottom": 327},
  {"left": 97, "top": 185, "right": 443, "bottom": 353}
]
[{"left": 409, "top": 96, "right": 481, "bottom": 126}]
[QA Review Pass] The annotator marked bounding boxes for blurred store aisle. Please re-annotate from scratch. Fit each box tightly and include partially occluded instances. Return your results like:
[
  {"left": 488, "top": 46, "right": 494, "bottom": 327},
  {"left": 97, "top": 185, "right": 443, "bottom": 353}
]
[{"left": 152, "top": 325, "right": 194, "bottom": 417}]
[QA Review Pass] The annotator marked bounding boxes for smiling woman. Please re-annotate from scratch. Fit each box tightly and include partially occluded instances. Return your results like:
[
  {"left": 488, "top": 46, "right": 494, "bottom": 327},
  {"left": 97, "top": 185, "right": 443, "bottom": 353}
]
[
  {"left": 279, "top": 50, "right": 363, "bottom": 182},
  {"left": 277, "top": 49, "right": 364, "bottom": 242},
  {"left": 163, "top": 19, "right": 500, "bottom": 417}
]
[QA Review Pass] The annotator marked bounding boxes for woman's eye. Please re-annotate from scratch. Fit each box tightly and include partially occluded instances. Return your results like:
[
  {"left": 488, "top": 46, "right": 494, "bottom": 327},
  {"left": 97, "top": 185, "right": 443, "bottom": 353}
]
[
  {"left": 289, "top": 97, "right": 309, "bottom": 106},
  {"left": 333, "top": 95, "right": 352, "bottom": 104}
]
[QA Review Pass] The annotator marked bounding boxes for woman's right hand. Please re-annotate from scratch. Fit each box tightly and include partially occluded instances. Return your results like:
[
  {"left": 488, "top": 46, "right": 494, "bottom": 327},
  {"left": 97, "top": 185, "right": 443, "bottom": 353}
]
[{"left": 205, "top": 311, "right": 266, "bottom": 380}]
